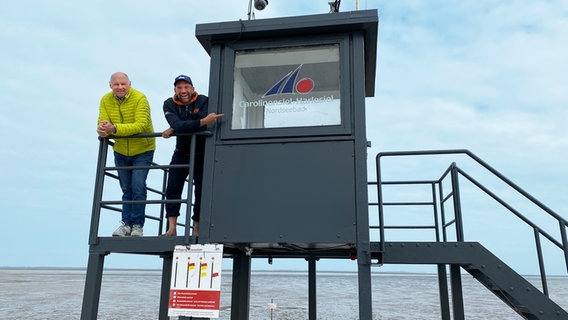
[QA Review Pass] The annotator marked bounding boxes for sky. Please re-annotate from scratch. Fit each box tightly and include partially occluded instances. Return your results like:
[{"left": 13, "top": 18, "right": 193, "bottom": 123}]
[{"left": 0, "top": 1, "right": 567, "bottom": 276}]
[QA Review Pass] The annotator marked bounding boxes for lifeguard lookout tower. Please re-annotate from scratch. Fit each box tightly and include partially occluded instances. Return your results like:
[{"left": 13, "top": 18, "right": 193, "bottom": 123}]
[
  {"left": 196, "top": 8, "right": 377, "bottom": 319},
  {"left": 81, "top": 7, "right": 568, "bottom": 320}
]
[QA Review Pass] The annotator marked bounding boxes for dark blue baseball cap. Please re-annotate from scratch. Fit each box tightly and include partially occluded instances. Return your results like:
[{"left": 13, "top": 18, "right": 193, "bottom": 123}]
[{"left": 174, "top": 75, "right": 192, "bottom": 85}]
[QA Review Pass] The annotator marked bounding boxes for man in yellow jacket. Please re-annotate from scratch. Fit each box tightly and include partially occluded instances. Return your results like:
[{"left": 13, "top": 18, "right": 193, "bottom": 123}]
[{"left": 97, "top": 72, "right": 156, "bottom": 237}]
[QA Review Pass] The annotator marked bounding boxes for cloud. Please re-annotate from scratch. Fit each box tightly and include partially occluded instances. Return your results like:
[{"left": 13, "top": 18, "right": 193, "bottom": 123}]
[{"left": 0, "top": 1, "right": 567, "bottom": 275}]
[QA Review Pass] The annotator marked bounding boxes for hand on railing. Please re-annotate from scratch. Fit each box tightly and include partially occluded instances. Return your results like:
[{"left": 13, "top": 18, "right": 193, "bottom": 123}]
[
  {"left": 96, "top": 120, "right": 117, "bottom": 137},
  {"left": 162, "top": 128, "right": 174, "bottom": 139}
]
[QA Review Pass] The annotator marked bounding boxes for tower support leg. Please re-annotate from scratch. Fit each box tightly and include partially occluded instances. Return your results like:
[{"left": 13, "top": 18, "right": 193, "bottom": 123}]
[
  {"left": 308, "top": 258, "right": 317, "bottom": 320},
  {"left": 231, "top": 254, "right": 252, "bottom": 320},
  {"left": 81, "top": 252, "right": 106, "bottom": 320}
]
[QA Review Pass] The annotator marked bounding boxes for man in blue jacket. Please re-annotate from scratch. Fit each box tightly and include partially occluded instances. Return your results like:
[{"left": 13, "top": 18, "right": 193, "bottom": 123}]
[{"left": 161, "top": 74, "right": 223, "bottom": 236}]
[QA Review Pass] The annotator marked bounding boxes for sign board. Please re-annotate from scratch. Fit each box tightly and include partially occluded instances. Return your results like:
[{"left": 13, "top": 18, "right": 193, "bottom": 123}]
[{"left": 168, "top": 244, "right": 224, "bottom": 318}]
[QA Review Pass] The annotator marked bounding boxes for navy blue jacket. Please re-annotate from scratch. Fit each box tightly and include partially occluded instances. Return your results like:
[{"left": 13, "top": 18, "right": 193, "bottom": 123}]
[{"left": 163, "top": 93, "right": 208, "bottom": 154}]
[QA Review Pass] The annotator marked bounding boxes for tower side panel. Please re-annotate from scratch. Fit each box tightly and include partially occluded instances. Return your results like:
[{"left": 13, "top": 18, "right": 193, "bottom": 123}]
[{"left": 209, "top": 140, "right": 357, "bottom": 243}]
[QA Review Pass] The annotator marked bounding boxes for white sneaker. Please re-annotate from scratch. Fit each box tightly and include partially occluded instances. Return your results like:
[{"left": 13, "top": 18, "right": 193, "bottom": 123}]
[
  {"left": 112, "top": 223, "right": 131, "bottom": 237},
  {"left": 131, "top": 225, "right": 143, "bottom": 237}
]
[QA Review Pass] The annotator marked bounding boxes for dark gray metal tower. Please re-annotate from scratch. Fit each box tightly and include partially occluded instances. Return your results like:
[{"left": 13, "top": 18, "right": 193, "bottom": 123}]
[
  {"left": 81, "top": 9, "right": 568, "bottom": 320},
  {"left": 195, "top": 9, "right": 378, "bottom": 319}
]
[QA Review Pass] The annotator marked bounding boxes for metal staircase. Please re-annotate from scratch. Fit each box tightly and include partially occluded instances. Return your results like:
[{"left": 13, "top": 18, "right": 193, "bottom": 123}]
[
  {"left": 376, "top": 241, "right": 567, "bottom": 319},
  {"left": 372, "top": 149, "right": 568, "bottom": 319}
]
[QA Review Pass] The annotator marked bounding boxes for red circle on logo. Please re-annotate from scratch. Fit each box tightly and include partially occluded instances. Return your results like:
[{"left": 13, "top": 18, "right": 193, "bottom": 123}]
[{"left": 296, "top": 78, "right": 314, "bottom": 93}]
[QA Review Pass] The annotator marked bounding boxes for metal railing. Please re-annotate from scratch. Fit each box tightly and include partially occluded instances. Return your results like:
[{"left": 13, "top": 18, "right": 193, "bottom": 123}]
[
  {"left": 88, "top": 131, "right": 211, "bottom": 246},
  {"left": 373, "top": 149, "right": 568, "bottom": 296}
]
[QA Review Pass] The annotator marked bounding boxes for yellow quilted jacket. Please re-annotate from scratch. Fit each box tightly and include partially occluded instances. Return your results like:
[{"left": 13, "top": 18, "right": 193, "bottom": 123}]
[{"left": 97, "top": 87, "right": 156, "bottom": 156}]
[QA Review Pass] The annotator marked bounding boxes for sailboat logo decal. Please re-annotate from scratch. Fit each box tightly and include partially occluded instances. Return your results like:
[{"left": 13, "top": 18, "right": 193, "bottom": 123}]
[{"left": 263, "top": 64, "right": 314, "bottom": 97}]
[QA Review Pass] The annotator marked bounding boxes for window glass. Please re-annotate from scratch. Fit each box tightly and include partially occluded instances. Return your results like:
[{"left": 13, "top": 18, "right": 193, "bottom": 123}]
[{"left": 232, "top": 44, "right": 341, "bottom": 130}]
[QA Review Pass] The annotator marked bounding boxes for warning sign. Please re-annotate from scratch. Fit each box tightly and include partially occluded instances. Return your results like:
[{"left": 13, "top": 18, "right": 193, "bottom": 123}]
[{"left": 168, "top": 244, "right": 224, "bottom": 318}]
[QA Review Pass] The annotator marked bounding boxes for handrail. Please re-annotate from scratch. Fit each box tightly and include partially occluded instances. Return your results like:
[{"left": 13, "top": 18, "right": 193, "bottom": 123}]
[
  {"left": 376, "top": 149, "right": 565, "bottom": 222},
  {"left": 374, "top": 148, "right": 568, "bottom": 295},
  {"left": 101, "top": 130, "right": 212, "bottom": 139},
  {"left": 89, "top": 131, "right": 212, "bottom": 245},
  {"left": 457, "top": 167, "right": 563, "bottom": 248}
]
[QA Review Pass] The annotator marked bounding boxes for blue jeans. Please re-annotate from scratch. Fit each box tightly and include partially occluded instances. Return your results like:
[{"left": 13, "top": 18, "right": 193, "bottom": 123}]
[{"left": 114, "top": 150, "right": 154, "bottom": 227}]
